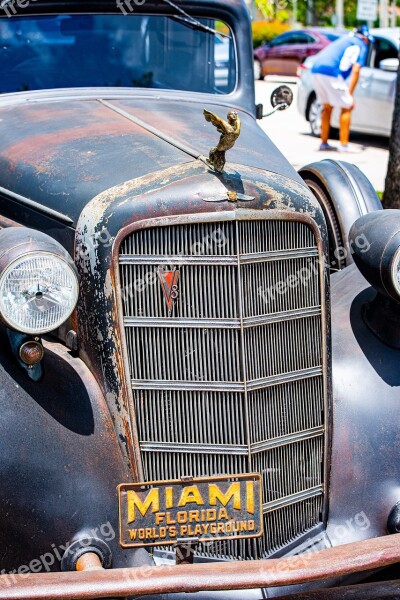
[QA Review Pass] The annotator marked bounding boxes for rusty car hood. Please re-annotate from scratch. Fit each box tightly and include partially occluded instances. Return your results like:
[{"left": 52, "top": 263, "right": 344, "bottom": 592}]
[{"left": 0, "top": 95, "right": 305, "bottom": 227}]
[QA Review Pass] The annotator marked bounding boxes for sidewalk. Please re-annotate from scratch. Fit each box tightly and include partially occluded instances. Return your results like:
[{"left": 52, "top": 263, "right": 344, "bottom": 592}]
[{"left": 256, "top": 79, "right": 389, "bottom": 192}]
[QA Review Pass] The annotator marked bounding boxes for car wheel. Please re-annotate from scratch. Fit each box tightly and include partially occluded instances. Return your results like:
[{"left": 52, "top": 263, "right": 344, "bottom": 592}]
[
  {"left": 299, "top": 160, "right": 382, "bottom": 271},
  {"left": 309, "top": 96, "right": 322, "bottom": 137},
  {"left": 254, "top": 59, "right": 263, "bottom": 80}
]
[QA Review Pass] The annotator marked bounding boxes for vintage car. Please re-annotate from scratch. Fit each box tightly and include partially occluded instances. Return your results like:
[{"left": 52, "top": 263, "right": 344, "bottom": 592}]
[{"left": 0, "top": 0, "right": 399, "bottom": 599}]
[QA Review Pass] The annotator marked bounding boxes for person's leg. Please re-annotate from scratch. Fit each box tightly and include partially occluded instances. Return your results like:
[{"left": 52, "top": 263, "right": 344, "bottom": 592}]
[
  {"left": 319, "top": 103, "right": 336, "bottom": 150},
  {"left": 339, "top": 108, "right": 352, "bottom": 147},
  {"left": 336, "top": 76, "right": 354, "bottom": 150},
  {"left": 312, "top": 75, "right": 336, "bottom": 150},
  {"left": 321, "top": 103, "right": 333, "bottom": 144}
]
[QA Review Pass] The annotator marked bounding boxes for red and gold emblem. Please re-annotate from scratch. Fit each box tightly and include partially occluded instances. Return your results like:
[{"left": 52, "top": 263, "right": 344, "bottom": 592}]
[{"left": 157, "top": 268, "right": 179, "bottom": 315}]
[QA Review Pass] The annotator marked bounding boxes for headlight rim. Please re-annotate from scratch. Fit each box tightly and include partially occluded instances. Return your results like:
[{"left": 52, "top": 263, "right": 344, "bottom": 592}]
[
  {"left": 0, "top": 250, "right": 79, "bottom": 335},
  {"left": 389, "top": 244, "right": 400, "bottom": 300}
]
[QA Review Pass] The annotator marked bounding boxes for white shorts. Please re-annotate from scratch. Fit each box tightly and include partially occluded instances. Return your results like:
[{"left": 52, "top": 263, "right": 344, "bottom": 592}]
[{"left": 312, "top": 73, "right": 353, "bottom": 109}]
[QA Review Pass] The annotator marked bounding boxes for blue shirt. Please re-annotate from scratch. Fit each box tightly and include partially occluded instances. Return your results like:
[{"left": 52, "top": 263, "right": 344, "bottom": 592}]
[{"left": 311, "top": 35, "right": 368, "bottom": 79}]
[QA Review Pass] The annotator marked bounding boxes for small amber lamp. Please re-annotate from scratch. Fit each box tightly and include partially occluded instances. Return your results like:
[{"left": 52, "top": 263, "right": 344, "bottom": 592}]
[{"left": 19, "top": 340, "right": 44, "bottom": 366}]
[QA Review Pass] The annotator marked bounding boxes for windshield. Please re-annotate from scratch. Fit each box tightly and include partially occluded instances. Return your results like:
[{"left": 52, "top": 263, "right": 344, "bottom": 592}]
[{"left": 0, "top": 14, "right": 236, "bottom": 95}]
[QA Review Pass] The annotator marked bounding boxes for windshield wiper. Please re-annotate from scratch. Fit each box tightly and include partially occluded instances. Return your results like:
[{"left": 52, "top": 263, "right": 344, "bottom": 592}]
[{"left": 161, "top": 0, "right": 231, "bottom": 38}]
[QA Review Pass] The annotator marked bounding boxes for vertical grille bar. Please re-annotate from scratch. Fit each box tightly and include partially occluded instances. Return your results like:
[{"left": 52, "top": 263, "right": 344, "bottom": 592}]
[
  {"left": 235, "top": 220, "right": 252, "bottom": 475},
  {"left": 119, "top": 219, "right": 326, "bottom": 559}
]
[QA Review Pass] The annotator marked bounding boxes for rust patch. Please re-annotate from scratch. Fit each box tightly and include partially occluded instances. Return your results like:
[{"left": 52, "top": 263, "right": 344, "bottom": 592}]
[
  {"left": 0, "top": 215, "right": 22, "bottom": 228},
  {"left": 3, "top": 119, "right": 142, "bottom": 168},
  {"left": 112, "top": 101, "right": 191, "bottom": 137}
]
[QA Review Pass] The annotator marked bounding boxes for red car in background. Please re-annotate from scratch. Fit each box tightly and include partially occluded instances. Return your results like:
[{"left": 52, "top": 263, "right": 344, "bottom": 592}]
[{"left": 254, "top": 28, "right": 345, "bottom": 78}]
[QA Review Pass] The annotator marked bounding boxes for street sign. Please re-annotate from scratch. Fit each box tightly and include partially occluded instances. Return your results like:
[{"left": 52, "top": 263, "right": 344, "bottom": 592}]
[{"left": 357, "top": 0, "right": 378, "bottom": 21}]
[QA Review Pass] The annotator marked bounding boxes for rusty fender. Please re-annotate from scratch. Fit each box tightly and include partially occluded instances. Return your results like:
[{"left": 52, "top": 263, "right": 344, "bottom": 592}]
[
  {"left": 0, "top": 534, "right": 399, "bottom": 599},
  {"left": 0, "top": 329, "right": 152, "bottom": 574}
]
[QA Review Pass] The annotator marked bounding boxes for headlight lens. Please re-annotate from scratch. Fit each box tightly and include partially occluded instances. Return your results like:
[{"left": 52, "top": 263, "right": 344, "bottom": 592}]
[{"left": 0, "top": 253, "right": 78, "bottom": 334}]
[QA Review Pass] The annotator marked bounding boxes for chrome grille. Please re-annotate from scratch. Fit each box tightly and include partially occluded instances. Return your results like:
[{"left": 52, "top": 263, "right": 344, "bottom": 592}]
[{"left": 119, "top": 219, "right": 326, "bottom": 559}]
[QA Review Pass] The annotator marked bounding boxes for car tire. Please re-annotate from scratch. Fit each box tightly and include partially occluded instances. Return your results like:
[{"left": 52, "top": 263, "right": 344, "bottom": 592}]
[
  {"left": 308, "top": 95, "right": 322, "bottom": 137},
  {"left": 299, "top": 159, "right": 382, "bottom": 271},
  {"left": 254, "top": 59, "right": 263, "bottom": 80}
]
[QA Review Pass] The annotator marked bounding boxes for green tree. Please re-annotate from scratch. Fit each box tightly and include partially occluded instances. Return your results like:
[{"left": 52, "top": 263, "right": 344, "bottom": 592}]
[
  {"left": 254, "top": 0, "right": 289, "bottom": 22},
  {"left": 296, "top": 0, "right": 335, "bottom": 25},
  {"left": 383, "top": 53, "right": 400, "bottom": 208}
]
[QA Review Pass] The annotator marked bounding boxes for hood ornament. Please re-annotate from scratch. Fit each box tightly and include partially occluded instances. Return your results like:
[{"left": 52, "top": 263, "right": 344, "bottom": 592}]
[
  {"left": 202, "top": 191, "right": 255, "bottom": 203},
  {"left": 157, "top": 268, "right": 179, "bottom": 316},
  {"left": 203, "top": 109, "right": 241, "bottom": 174}
]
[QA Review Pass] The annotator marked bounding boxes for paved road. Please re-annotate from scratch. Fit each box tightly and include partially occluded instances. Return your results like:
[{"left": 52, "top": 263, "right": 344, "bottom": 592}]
[{"left": 255, "top": 78, "right": 389, "bottom": 192}]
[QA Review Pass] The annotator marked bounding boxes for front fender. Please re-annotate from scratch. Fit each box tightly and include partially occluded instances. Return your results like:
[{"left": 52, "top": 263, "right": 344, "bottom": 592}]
[
  {"left": 328, "top": 264, "right": 400, "bottom": 545},
  {"left": 0, "top": 328, "right": 150, "bottom": 573}
]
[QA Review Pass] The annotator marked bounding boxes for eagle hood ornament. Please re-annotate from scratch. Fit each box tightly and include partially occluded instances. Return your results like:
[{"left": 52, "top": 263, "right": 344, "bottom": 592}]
[{"left": 203, "top": 109, "right": 241, "bottom": 174}]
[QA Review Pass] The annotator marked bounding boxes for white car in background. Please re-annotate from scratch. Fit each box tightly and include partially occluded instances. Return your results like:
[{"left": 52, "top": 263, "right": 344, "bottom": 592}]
[
  {"left": 297, "top": 28, "right": 399, "bottom": 137},
  {"left": 215, "top": 35, "right": 230, "bottom": 89}
]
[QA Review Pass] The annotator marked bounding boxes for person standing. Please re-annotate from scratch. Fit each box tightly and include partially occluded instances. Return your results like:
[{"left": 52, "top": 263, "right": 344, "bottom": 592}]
[{"left": 311, "top": 25, "right": 373, "bottom": 152}]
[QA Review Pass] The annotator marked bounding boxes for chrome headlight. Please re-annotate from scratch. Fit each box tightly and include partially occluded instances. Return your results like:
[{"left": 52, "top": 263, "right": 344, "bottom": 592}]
[
  {"left": 350, "top": 210, "right": 400, "bottom": 348},
  {"left": 390, "top": 245, "right": 400, "bottom": 298},
  {"left": 350, "top": 209, "right": 400, "bottom": 302},
  {"left": 0, "top": 228, "right": 79, "bottom": 335}
]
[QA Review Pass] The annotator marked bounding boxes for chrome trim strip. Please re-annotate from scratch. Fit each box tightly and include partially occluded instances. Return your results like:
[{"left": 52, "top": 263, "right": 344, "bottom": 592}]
[
  {"left": 119, "top": 248, "right": 318, "bottom": 266},
  {"left": 247, "top": 366, "right": 323, "bottom": 391},
  {"left": 140, "top": 428, "right": 325, "bottom": 456},
  {"left": 131, "top": 367, "right": 323, "bottom": 392},
  {"left": 0, "top": 185, "right": 74, "bottom": 225},
  {"left": 251, "top": 427, "right": 325, "bottom": 454},
  {"left": 263, "top": 485, "right": 324, "bottom": 514},
  {"left": 125, "top": 317, "right": 240, "bottom": 329},
  {"left": 240, "top": 248, "right": 318, "bottom": 263},
  {"left": 123, "top": 307, "right": 321, "bottom": 329},
  {"left": 99, "top": 99, "right": 206, "bottom": 162},
  {"left": 244, "top": 307, "right": 321, "bottom": 326},
  {"left": 131, "top": 379, "right": 245, "bottom": 392},
  {"left": 140, "top": 442, "right": 248, "bottom": 455},
  {"left": 119, "top": 255, "right": 237, "bottom": 265}
]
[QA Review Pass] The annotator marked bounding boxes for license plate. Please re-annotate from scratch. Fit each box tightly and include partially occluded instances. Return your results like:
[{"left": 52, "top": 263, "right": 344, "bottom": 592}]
[{"left": 118, "top": 473, "right": 262, "bottom": 548}]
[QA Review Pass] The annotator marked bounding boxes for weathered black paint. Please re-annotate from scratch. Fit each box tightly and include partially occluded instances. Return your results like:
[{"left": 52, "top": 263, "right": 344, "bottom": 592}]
[
  {"left": 0, "top": 329, "right": 154, "bottom": 573},
  {"left": 0, "top": 0, "right": 398, "bottom": 597},
  {"left": 0, "top": 98, "right": 305, "bottom": 232},
  {"left": 329, "top": 264, "right": 400, "bottom": 547}
]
